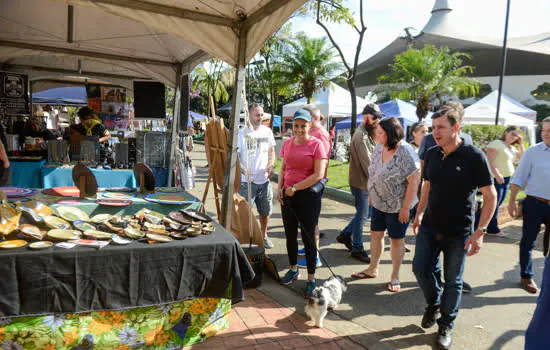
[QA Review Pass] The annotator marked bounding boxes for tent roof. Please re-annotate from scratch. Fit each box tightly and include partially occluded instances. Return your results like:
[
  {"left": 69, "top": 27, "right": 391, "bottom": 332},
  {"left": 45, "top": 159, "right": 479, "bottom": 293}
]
[
  {"left": 463, "top": 104, "right": 535, "bottom": 126},
  {"left": 32, "top": 86, "right": 87, "bottom": 106},
  {"left": 282, "top": 83, "right": 367, "bottom": 117},
  {"left": 354, "top": 1, "right": 550, "bottom": 88},
  {"left": 1, "top": 0, "right": 307, "bottom": 87},
  {"left": 473, "top": 90, "right": 537, "bottom": 121}
]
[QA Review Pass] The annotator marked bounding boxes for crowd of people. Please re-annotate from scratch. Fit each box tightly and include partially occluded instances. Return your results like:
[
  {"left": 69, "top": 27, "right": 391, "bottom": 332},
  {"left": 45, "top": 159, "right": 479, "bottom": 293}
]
[{"left": 236, "top": 101, "right": 550, "bottom": 350}]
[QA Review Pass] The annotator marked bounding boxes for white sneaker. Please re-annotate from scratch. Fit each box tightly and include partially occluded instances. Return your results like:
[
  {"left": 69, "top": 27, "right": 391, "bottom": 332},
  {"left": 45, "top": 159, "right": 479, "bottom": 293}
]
[{"left": 264, "top": 236, "right": 274, "bottom": 249}]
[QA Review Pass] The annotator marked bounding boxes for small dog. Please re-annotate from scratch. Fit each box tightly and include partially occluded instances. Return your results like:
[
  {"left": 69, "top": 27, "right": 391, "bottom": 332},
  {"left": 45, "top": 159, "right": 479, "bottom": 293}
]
[{"left": 305, "top": 275, "right": 347, "bottom": 328}]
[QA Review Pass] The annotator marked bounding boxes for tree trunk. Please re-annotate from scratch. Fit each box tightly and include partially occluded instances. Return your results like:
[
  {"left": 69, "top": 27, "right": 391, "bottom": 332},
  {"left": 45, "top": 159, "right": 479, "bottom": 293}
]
[{"left": 348, "top": 79, "right": 358, "bottom": 135}]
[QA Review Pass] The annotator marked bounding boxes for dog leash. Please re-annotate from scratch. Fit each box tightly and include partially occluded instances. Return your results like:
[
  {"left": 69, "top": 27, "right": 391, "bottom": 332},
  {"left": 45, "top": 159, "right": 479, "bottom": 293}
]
[{"left": 284, "top": 196, "right": 339, "bottom": 279}]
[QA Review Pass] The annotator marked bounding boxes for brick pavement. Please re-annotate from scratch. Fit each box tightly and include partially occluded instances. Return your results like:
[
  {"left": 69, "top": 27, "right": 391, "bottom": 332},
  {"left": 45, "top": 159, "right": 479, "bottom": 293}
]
[{"left": 184, "top": 289, "right": 366, "bottom": 349}]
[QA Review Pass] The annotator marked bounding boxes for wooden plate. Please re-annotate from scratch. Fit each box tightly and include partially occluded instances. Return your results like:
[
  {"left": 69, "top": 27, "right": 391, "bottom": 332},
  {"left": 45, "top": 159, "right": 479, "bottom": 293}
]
[
  {"left": 100, "top": 192, "right": 136, "bottom": 199},
  {"left": 72, "top": 164, "right": 98, "bottom": 196},
  {"left": 146, "top": 233, "right": 172, "bottom": 242},
  {"left": 47, "top": 229, "right": 81, "bottom": 241},
  {"left": 19, "top": 224, "right": 44, "bottom": 240},
  {"left": 95, "top": 199, "right": 133, "bottom": 207},
  {"left": 155, "top": 187, "right": 184, "bottom": 193},
  {"left": 168, "top": 211, "right": 193, "bottom": 224},
  {"left": 73, "top": 220, "right": 96, "bottom": 231},
  {"left": 83, "top": 229, "right": 112, "bottom": 240},
  {"left": 44, "top": 216, "right": 71, "bottom": 230},
  {"left": 42, "top": 186, "right": 81, "bottom": 197},
  {"left": 123, "top": 227, "right": 145, "bottom": 239},
  {"left": 29, "top": 241, "right": 54, "bottom": 250},
  {"left": 0, "top": 240, "right": 28, "bottom": 249},
  {"left": 0, "top": 187, "right": 38, "bottom": 198},
  {"left": 170, "top": 232, "right": 188, "bottom": 240},
  {"left": 133, "top": 163, "right": 155, "bottom": 191},
  {"left": 111, "top": 235, "right": 132, "bottom": 245},
  {"left": 182, "top": 208, "right": 212, "bottom": 222},
  {"left": 90, "top": 214, "right": 111, "bottom": 223},
  {"left": 144, "top": 193, "right": 196, "bottom": 205},
  {"left": 104, "top": 187, "right": 137, "bottom": 193},
  {"left": 56, "top": 206, "right": 90, "bottom": 222}
]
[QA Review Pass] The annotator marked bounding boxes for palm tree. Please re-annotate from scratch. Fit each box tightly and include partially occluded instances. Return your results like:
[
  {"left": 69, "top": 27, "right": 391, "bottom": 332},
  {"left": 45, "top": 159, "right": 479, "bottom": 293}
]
[
  {"left": 280, "top": 35, "right": 343, "bottom": 103},
  {"left": 379, "top": 45, "right": 480, "bottom": 120},
  {"left": 191, "top": 59, "right": 230, "bottom": 115}
]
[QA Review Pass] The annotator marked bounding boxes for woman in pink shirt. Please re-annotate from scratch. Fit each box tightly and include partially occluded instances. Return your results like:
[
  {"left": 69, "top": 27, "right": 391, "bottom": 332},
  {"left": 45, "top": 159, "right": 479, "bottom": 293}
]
[{"left": 277, "top": 109, "right": 327, "bottom": 299}]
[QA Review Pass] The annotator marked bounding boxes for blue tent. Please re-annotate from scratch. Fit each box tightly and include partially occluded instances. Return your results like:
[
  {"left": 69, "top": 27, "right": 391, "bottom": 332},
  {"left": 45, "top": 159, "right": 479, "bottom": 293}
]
[
  {"left": 189, "top": 111, "right": 208, "bottom": 121},
  {"left": 334, "top": 99, "right": 433, "bottom": 132},
  {"left": 32, "top": 86, "right": 87, "bottom": 106}
]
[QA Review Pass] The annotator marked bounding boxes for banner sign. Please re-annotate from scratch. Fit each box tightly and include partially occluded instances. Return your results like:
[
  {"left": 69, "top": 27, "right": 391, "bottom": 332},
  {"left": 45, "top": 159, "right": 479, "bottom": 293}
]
[{"left": 0, "top": 71, "right": 29, "bottom": 115}]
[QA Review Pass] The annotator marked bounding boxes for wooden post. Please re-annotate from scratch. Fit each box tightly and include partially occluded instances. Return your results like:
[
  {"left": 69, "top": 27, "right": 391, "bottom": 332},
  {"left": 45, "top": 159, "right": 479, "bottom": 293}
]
[
  {"left": 140, "top": 173, "right": 145, "bottom": 193},
  {"left": 79, "top": 176, "right": 86, "bottom": 199}
]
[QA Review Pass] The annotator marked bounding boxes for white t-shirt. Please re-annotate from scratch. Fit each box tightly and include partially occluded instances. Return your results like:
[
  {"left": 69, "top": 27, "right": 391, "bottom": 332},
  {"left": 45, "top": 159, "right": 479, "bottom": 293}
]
[
  {"left": 237, "top": 125, "right": 276, "bottom": 184},
  {"left": 46, "top": 109, "right": 59, "bottom": 130}
]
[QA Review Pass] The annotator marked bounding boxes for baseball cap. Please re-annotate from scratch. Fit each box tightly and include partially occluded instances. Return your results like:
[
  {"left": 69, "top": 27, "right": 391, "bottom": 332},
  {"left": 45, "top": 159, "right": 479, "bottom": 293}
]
[
  {"left": 362, "top": 103, "right": 383, "bottom": 118},
  {"left": 293, "top": 109, "right": 311, "bottom": 122}
]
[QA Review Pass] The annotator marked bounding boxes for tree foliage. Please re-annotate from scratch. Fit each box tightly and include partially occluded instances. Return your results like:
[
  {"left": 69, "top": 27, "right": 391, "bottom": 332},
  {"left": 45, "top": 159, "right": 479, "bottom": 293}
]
[
  {"left": 379, "top": 45, "right": 480, "bottom": 120},
  {"left": 279, "top": 35, "right": 343, "bottom": 103},
  {"left": 191, "top": 59, "right": 230, "bottom": 116}
]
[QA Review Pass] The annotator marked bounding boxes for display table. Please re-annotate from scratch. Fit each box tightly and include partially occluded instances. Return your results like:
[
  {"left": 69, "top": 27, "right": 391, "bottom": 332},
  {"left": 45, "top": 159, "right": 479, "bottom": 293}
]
[
  {"left": 0, "top": 193, "right": 254, "bottom": 349},
  {"left": 10, "top": 160, "right": 46, "bottom": 188},
  {"left": 41, "top": 166, "right": 137, "bottom": 188}
]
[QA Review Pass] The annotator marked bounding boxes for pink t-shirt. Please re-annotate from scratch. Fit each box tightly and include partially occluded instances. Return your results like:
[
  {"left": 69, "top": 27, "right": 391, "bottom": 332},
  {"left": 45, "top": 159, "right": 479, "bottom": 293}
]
[
  {"left": 310, "top": 126, "right": 331, "bottom": 158},
  {"left": 279, "top": 136, "right": 327, "bottom": 189}
]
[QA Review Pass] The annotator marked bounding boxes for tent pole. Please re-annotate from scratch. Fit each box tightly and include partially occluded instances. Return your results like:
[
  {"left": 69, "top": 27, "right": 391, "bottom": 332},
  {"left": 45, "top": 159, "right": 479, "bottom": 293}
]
[
  {"left": 168, "top": 64, "right": 183, "bottom": 186},
  {"left": 495, "top": 0, "right": 511, "bottom": 125},
  {"left": 220, "top": 28, "right": 247, "bottom": 229}
]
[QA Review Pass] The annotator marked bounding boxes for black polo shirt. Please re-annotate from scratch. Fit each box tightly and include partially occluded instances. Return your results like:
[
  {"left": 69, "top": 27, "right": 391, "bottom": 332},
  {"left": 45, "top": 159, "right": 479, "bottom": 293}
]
[{"left": 422, "top": 140, "right": 493, "bottom": 236}]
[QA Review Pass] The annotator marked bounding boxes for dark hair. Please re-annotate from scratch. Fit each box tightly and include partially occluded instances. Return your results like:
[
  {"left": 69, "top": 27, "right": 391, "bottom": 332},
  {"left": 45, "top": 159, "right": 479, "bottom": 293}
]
[
  {"left": 379, "top": 117, "right": 404, "bottom": 150},
  {"left": 431, "top": 108, "right": 460, "bottom": 127},
  {"left": 248, "top": 103, "right": 263, "bottom": 112},
  {"left": 500, "top": 125, "right": 521, "bottom": 145},
  {"left": 77, "top": 107, "right": 94, "bottom": 119}
]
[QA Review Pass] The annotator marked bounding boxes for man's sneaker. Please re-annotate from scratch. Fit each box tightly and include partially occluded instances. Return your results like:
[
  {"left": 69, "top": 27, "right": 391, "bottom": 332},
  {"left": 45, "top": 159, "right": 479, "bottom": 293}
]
[
  {"left": 421, "top": 305, "right": 440, "bottom": 329},
  {"left": 297, "top": 256, "right": 322, "bottom": 268},
  {"left": 462, "top": 281, "right": 472, "bottom": 294},
  {"left": 304, "top": 280, "right": 317, "bottom": 299},
  {"left": 351, "top": 250, "right": 371, "bottom": 263},
  {"left": 280, "top": 269, "right": 300, "bottom": 285},
  {"left": 298, "top": 247, "right": 306, "bottom": 256},
  {"left": 263, "top": 236, "right": 274, "bottom": 249},
  {"left": 336, "top": 234, "right": 352, "bottom": 251},
  {"left": 436, "top": 326, "right": 452, "bottom": 350}
]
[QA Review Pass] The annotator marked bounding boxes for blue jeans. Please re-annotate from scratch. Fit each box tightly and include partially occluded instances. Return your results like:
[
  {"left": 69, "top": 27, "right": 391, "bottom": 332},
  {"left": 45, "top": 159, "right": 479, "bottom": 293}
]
[
  {"left": 475, "top": 176, "right": 510, "bottom": 233},
  {"left": 413, "top": 225, "right": 468, "bottom": 329},
  {"left": 520, "top": 196, "right": 550, "bottom": 279},
  {"left": 342, "top": 186, "right": 370, "bottom": 253},
  {"left": 525, "top": 255, "right": 550, "bottom": 350}
]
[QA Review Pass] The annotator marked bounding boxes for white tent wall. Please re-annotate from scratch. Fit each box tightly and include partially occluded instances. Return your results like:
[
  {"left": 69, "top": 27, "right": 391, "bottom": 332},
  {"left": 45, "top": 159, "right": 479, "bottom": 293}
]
[{"left": 1, "top": 0, "right": 308, "bottom": 229}]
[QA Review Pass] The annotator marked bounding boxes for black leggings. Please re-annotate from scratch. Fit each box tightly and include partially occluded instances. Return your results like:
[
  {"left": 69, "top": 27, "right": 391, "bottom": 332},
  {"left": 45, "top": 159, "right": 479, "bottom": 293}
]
[{"left": 281, "top": 190, "right": 322, "bottom": 275}]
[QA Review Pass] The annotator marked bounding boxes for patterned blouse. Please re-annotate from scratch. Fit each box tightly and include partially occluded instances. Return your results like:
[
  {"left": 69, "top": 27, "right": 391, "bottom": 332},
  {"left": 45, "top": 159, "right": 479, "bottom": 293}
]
[{"left": 368, "top": 142, "right": 420, "bottom": 213}]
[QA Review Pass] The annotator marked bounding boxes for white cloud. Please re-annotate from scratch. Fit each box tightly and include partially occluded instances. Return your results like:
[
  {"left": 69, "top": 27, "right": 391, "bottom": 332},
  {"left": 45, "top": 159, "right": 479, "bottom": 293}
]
[{"left": 290, "top": 0, "right": 550, "bottom": 64}]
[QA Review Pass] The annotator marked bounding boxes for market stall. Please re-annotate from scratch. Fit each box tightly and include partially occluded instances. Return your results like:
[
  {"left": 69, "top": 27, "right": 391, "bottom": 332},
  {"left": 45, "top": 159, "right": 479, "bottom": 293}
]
[{"left": 0, "top": 188, "right": 254, "bottom": 348}]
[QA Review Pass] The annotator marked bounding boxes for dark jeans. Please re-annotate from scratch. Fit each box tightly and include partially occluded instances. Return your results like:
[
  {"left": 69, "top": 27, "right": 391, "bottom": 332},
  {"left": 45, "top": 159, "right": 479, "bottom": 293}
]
[
  {"left": 281, "top": 190, "right": 322, "bottom": 275},
  {"left": 342, "top": 186, "right": 370, "bottom": 253},
  {"left": 525, "top": 255, "right": 550, "bottom": 350},
  {"left": 520, "top": 196, "right": 550, "bottom": 279},
  {"left": 475, "top": 176, "right": 510, "bottom": 233},
  {"left": 413, "top": 225, "right": 468, "bottom": 329}
]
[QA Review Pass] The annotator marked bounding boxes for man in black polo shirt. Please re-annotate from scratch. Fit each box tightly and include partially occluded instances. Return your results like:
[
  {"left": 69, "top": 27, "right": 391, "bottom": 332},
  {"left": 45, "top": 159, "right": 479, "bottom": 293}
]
[{"left": 412, "top": 108, "right": 496, "bottom": 349}]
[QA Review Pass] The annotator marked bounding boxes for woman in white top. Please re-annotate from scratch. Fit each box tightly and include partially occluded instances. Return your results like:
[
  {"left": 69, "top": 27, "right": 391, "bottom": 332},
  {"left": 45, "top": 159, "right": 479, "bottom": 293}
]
[
  {"left": 477, "top": 125, "right": 524, "bottom": 235},
  {"left": 352, "top": 117, "right": 421, "bottom": 293}
]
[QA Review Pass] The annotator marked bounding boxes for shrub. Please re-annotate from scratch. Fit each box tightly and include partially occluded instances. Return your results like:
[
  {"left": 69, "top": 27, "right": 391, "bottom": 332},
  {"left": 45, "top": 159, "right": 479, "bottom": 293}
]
[{"left": 461, "top": 125, "right": 507, "bottom": 151}]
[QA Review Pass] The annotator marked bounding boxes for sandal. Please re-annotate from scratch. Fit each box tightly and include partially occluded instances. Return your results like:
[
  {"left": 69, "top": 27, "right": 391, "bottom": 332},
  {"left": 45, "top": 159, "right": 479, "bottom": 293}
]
[
  {"left": 352, "top": 271, "right": 377, "bottom": 279},
  {"left": 387, "top": 281, "right": 401, "bottom": 292}
]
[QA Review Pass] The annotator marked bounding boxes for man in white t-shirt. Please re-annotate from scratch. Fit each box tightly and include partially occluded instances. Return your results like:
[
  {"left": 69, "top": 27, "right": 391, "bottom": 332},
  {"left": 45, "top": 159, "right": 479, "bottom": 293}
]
[
  {"left": 45, "top": 105, "right": 59, "bottom": 131},
  {"left": 237, "top": 104, "right": 277, "bottom": 248}
]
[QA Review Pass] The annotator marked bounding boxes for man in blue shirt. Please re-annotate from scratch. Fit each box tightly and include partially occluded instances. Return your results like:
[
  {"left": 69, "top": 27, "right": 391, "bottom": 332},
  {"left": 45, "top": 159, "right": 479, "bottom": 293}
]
[{"left": 508, "top": 116, "right": 550, "bottom": 294}]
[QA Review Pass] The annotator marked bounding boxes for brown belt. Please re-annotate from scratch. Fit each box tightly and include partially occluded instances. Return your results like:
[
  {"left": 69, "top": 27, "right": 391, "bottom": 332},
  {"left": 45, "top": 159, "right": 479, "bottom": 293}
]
[{"left": 529, "top": 195, "right": 550, "bottom": 204}]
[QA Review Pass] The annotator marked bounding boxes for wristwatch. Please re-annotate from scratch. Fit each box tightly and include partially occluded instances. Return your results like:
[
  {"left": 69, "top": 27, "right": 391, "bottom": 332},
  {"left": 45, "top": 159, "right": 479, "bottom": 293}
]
[
  {"left": 291, "top": 185, "right": 297, "bottom": 193},
  {"left": 478, "top": 227, "right": 487, "bottom": 234}
]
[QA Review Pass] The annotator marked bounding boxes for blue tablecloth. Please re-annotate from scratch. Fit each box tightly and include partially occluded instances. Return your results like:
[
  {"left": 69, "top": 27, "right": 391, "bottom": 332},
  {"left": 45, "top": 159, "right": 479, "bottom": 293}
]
[
  {"left": 11, "top": 160, "right": 46, "bottom": 188},
  {"left": 41, "top": 167, "right": 137, "bottom": 188}
]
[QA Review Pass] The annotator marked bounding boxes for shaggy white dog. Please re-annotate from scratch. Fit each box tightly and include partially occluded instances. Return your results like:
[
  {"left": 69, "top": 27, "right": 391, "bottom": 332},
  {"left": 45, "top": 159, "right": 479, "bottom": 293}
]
[{"left": 305, "top": 276, "right": 347, "bottom": 328}]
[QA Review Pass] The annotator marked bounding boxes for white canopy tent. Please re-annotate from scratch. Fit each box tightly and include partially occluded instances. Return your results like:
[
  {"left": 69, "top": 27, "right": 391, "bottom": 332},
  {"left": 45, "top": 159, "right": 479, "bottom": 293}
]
[
  {"left": 282, "top": 82, "right": 368, "bottom": 117},
  {"left": 1, "top": 0, "right": 307, "bottom": 228},
  {"left": 463, "top": 104, "right": 537, "bottom": 144},
  {"left": 473, "top": 90, "right": 537, "bottom": 122}
]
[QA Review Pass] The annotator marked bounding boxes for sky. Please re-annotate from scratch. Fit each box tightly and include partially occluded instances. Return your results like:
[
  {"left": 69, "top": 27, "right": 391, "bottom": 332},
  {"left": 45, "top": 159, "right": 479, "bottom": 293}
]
[{"left": 290, "top": 0, "right": 550, "bottom": 64}]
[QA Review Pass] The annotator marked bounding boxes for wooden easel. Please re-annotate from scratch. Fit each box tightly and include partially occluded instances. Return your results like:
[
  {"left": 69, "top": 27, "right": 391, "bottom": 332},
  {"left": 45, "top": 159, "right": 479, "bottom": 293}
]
[{"left": 202, "top": 96, "right": 240, "bottom": 218}]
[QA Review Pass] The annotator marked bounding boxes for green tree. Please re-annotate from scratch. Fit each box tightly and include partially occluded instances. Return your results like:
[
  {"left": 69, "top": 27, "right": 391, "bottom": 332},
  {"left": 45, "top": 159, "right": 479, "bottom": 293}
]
[
  {"left": 379, "top": 45, "right": 480, "bottom": 120},
  {"left": 280, "top": 35, "right": 343, "bottom": 103},
  {"left": 191, "top": 59, "right": 230, "bottom": 116}
]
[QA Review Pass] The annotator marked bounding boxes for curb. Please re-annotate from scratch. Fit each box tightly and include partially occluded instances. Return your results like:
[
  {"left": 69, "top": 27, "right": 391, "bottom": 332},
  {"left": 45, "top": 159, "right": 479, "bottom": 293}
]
[{"left": 271, "top": 173, "right": 354, "bottom": 204}]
